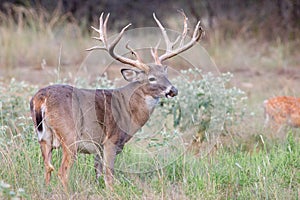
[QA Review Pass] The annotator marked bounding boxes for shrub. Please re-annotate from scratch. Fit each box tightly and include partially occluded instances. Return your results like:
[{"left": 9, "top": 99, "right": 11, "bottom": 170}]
[{"left": 157, "top": 68, "right": 247, "bottom": 142}]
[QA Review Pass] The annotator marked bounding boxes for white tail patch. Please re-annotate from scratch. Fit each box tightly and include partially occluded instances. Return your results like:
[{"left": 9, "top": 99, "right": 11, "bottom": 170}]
[
  {"left": 36, "top": 101, "right": 61, "bottom": 148},
  {"left": 37, "top": 102, "right": 46, "bottom": 142}
]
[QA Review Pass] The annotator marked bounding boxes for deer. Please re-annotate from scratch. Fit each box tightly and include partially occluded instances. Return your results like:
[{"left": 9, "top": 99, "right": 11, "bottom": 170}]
[
  {"left": 264, "top": 96, "right": 300, "bottom": 133},
  {"left": 29, "top": 12, "right": 204, "bottom": 190}
]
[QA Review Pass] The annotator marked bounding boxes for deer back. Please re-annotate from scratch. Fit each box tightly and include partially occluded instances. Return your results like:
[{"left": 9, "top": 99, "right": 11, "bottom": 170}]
[{"left": 264, "top": 96, "right": 300, "bottom": 127}]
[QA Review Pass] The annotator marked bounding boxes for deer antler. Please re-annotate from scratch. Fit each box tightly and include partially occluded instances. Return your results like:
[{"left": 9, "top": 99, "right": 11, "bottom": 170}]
[
  {"left": 152, "top": 11, "right": 205, "bottom": 65},
  {"left": 86, "top": 13, "right": 149, "bottom": 72}
]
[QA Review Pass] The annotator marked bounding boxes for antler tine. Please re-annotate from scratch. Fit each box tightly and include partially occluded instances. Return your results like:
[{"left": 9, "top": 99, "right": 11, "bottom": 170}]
[
  {"left": 102, "top": 12, "right": 109, "bottom": 46},
  {"left": 153, "top": 13, "right": 184, "bottom": 53},
  {"left": 155, "top": 11, "right": 205, "bottom": 63},
  {"left": 86, "top": 12, "right": 149, "bottom": 72},
  {"left": 193, "top": 21, "right": 204, "bottom": 41},
  {"left": 86, "top": 12, "right": 108, "bottom": 51},
  {"left": 153, "top": 13, "right": 172, "bottom": 52},
  {"left": 151, "top": 39, "right": 161, "bottom": 65},
  {"left": 178, "top": 9, "right": 188, "bottom": 47},
  {"left": 108, "top": 24, "right": 149, "bottom": 72},
  {"left": 107, "top": 23, "right": 131, "bottom": 54},
  {"left": 126, "top": 42, "right": 144, "bottom": 64},
  {"left": 159, "top": 22, "right": 204, "bottom": 62}
]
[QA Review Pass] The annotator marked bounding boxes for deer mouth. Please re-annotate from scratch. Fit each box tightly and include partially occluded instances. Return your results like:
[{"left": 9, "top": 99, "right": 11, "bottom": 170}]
[{"left": 165, "top": 86, "right": 178, "bottom": 98}]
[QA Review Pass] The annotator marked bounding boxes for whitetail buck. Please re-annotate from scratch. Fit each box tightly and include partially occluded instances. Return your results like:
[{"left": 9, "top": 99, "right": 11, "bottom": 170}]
[
  {"left": 30, "top": 12, "right": 204, "bottom": 190},
  {"left": 264, "top": 96, "right": 300, "bottom": 132}
]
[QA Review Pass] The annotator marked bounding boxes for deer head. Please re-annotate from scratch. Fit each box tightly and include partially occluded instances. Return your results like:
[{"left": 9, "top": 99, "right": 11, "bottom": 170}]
[{"left": 86, "top": 12, "right": 204, "bottom": 101}]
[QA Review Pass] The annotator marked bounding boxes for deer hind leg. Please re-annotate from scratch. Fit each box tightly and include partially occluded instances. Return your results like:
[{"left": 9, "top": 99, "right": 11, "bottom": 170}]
[
  {"left": 58, "top": 137, "right": 77, "bottom": 190},
  {"left": 37, "top": 121, "right": 56, "bottom": 185},
  {"left": 39, "top": 140, "right": 54, "bottom": 184}
]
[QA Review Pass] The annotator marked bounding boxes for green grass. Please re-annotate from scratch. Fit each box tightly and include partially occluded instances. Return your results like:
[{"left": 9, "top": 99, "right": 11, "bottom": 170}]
[
  {"left": 0, "top": 78, "right": 299, "bottom": 199},
  {"left": 1, "top": 120, "right": 299, "bottom": 199}
]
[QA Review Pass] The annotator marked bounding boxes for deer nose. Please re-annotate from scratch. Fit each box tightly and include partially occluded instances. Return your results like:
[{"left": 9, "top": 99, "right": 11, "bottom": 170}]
[{"left": 166, "top": 86, "right": 178, "bottom": 98}]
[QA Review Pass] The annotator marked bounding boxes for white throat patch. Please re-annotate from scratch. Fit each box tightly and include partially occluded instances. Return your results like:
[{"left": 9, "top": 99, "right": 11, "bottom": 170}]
[{"left": 145, "top": 96, "right": 159, "bottom": 110}]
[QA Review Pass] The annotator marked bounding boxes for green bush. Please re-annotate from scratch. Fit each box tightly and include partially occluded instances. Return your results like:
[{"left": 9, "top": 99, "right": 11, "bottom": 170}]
[{"left": 157, "top": 68, "right": 247, "bottom": 141}]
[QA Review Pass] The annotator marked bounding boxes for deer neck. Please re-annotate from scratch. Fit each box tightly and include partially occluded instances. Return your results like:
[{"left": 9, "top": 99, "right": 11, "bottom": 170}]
[
  {"left": 119, "top": 81, "right": 159, "bottom": 112},
  {"left": 113, "top": 82, "right": 159, "bottom": 132}
]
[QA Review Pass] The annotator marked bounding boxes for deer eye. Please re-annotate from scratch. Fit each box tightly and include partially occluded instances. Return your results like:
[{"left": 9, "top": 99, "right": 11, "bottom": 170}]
[{"left": 148, "top": 77, "right": 156, "bottom": 82}]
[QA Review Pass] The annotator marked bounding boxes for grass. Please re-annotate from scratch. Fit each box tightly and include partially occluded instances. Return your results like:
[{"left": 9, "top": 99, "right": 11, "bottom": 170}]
[
  {"left": 0, "top": 4, "right": 88, "bottom": 71},
  {"left": 1, "top": 4, "right": 299, "bottom": 79},
  {"left": 0, "top": 73, "right": 299, "bottom": 199},
  {"left": 1, "top": 5, "right": 300, "bottom": 200},
  {"left": 1, "top": 120, "right": 299, "bottom": 199}
]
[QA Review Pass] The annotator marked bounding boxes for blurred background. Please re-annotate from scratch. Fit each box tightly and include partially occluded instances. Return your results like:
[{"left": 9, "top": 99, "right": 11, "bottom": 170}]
[{"left": 1, "top": 0, "right": 299, "bottom": 38}]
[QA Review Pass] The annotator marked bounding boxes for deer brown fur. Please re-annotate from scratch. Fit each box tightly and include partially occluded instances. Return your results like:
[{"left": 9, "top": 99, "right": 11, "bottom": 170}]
[{"left": 264, "top": 96, "right": 300, "bottom": 132}]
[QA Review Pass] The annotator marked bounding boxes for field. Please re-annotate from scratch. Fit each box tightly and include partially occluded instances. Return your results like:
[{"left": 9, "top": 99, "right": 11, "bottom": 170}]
[{"left": 1, "top": 6, "right": 300, "bottom": 200}]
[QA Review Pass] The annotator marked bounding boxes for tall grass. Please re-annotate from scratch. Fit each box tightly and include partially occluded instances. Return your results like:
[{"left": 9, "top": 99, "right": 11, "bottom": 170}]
[
  {"left": 0, "top": 74, "right": 299, "bottom": 199},
  {"left": 1, "top": 4, "right": 299, "bottom": 73},
  {"left": 205, "top": 31, "right": 300, "bottom": 72},
  {"left": 1, "top": 121, "right": 299, "bottom": 199},
  {"left": 0, "top": 3, "right": 87, "bottom": 69}
]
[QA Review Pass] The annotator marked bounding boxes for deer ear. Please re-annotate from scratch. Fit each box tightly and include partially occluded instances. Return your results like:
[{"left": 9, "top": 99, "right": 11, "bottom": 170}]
[{"left": 121, "top": 68, "right": 144, "bottom": 82}]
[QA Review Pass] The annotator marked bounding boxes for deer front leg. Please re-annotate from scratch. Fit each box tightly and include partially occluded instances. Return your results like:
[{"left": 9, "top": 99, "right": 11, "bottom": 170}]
[{"left": 103, "top": 141, "right": 117, "bottom": 190}]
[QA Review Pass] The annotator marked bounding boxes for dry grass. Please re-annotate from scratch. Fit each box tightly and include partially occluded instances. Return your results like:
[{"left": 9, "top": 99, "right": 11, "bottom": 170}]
[
  {"left": 0, "top": 4, "right": 88, "bottom": 70},
  {"left": 0, "top": 4, "right": 299, "bottom": 81}
]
